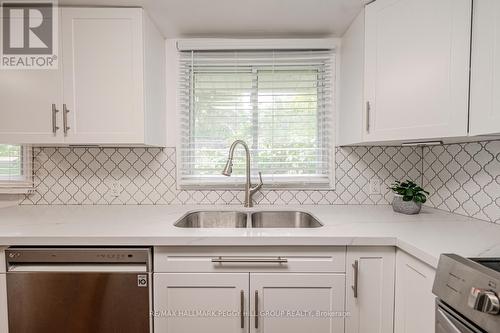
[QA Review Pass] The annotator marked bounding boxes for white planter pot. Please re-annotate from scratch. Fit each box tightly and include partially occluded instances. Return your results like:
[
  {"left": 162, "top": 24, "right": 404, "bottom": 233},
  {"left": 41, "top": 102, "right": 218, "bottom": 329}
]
[{"left": 392, "top": 195, "right": 422, "bottom": 215}]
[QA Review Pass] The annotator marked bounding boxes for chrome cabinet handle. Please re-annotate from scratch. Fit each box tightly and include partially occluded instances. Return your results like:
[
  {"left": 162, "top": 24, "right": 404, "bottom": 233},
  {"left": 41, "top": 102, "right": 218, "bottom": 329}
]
[
  {"left": 51, "top": 104, "right": 59, "bottom": 134},
  {"left": 366, "top": 101, "right": 371, "bottom": 133},
  {"left": 240, "top": 290, "right": 245, "bottom": 329},
  {"left": 63, "top": 104, "right": 70, "bottom": 135},
  {"left": 254, "top": 290, "right": 259, "bottom": 329},
  {"left": 352, "top": 260, "right": 359, "bottom": 298},
  {"left": 212, "top": 257, "right": 288, "bottom": 264}
]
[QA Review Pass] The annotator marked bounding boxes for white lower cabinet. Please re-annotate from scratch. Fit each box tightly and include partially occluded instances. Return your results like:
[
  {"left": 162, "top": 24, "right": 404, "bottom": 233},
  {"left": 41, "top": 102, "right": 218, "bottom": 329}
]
[
  {"left": 250, "top": 273, "right": 345, "bottom": 333},
  {"left": 153, "top": 272, "right": 345, "bottom": 333},
  {"left": 345, "top": 247, "right": 395, "bottom": 333},
  {"left": 394, "top": 250, "right": 436, "bottom": 333},
  {"left": 0, "top": 274, "right": 7, "bottom": 333},
  {"left": 0, "top": 248, "right": 6, "bottom": 333},
  {"left": 153, "top": 273, "right": 248, "bottom": 332},
  {"left": 153, "top": 246, "right": 405, "bottom": 333},
  {"left": 153, "top": 247, "right": 347, "bottom": 333}
]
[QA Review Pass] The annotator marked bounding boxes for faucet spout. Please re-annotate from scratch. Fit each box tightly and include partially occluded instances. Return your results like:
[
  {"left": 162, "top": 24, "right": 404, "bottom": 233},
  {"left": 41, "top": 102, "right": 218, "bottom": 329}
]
[
  {"left": 222, "top": 158, "right": 233, "bottom": 176},
  {"left": 221, "top": 140, "right": 263, "bottom": 207}
]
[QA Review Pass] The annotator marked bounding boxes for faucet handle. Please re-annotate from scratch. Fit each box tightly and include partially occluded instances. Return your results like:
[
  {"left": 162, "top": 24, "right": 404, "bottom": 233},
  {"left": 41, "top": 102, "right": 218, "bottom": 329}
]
[{"left": 251, "top": 172, "right": 263, "bottom": 193}]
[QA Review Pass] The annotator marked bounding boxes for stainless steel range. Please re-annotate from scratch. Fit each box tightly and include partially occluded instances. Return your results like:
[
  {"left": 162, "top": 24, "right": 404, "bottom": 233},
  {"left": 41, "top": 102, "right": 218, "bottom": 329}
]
[{"left": 433, "top": 254, "right": 500, "bottom": 333}]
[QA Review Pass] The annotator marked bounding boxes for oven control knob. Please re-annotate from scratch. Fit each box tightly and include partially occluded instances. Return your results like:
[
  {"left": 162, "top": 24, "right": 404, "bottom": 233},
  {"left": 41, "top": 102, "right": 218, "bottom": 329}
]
[{"left": 468, "top": 288, "right": 500, "bottom": 314}]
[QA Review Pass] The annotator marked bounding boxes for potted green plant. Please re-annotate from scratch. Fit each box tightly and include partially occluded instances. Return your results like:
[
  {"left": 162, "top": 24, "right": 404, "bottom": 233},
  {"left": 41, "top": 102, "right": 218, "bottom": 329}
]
[{"left": 389, "top": 180, "right": 430, "bottom": 215}]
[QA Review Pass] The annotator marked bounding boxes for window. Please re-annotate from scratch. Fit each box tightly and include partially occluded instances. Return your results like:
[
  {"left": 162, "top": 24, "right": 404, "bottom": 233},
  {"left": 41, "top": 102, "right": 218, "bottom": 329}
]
[
  {"left": 178, "top": 49, "right": 334, "bottom": 189},
  {"left": 0, "top": 144, "right": 33, "bottom": 193}
]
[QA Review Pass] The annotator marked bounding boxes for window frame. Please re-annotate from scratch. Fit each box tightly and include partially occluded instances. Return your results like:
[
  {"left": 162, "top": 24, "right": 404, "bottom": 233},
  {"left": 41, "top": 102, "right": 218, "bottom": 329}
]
[
  {"left": 0, "top": 145, "right": 33, "bottom": 194},
  {"left": 173, "top": 39, "right": 339, "bottom": 191}
]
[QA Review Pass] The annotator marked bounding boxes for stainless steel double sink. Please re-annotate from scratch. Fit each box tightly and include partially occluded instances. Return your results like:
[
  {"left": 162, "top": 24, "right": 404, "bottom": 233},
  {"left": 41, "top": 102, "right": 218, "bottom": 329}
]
[{"left": 174, "top": 211, "right": 323, "bottom": 228}]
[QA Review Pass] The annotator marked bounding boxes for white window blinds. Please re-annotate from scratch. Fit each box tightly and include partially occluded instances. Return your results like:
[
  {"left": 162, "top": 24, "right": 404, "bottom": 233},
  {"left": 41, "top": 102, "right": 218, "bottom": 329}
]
[
  {"left": 178, "top": 49, "right": 334, "bottom": 188},
  {"left": 0, "top": 144, "right": 33, "bottom": 193}
]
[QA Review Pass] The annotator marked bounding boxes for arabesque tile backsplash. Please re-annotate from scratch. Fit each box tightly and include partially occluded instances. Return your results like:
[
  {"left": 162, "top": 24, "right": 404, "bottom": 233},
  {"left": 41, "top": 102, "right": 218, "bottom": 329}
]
[
  {"left": 423, "top": 140, "right": 500, "bottom": 224},
  {"left": 21, "top": 146, "right": 422, "bottom": 206},
  {"left": 20, "top": 140, "right": 500, "bottom": 225}
]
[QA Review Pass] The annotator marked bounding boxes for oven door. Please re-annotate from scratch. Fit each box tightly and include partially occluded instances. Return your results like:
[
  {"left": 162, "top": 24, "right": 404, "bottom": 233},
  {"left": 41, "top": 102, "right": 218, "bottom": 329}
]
[{"left": 436, "top": 301, "right": 484, "bottom": 333}]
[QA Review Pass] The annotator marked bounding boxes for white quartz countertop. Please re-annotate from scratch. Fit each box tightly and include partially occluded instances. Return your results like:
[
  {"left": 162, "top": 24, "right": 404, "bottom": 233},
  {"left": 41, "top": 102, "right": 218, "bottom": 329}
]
[{"left": 0, "top": 204, "right": 499, "bottom": 268}]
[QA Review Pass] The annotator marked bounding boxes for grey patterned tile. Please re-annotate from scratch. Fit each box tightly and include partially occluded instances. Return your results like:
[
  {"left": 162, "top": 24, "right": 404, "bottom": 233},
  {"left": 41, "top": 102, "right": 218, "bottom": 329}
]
[
  {"left": 21, "top": 146, "right": 423, "bottom": 207},
  {"left": 423, "top": 140, "right": 500, "bottom": 224}
]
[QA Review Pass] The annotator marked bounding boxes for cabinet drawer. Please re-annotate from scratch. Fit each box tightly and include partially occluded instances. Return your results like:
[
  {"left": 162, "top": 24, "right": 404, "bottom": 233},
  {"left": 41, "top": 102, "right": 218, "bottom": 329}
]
[{"left": 154, "top": 246, "right": 346, "bottom": 273}]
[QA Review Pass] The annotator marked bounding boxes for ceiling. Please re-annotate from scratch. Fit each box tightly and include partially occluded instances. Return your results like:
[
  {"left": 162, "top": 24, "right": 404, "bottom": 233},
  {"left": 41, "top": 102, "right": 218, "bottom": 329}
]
[{"left": 58, "top": 0, "right": 368, "bottom": 38}]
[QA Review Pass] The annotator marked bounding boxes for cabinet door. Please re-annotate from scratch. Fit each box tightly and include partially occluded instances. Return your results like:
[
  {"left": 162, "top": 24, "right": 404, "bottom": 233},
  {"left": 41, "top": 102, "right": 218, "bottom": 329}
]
[
  {"left": 0, "top": 9, "right": 63, "bottom": 144},
  {"left": 469, "top": 0, "right": 500, "bottom": 136},
  {"left": 0, "top": 274, "right": 7, "bottom": 333},
  {"left": 364, "top": 0, "right": 471, "bottom": 142},
  {"left": 250, "top": 273, "right": 345, "bottom": 333},
  {"left": 394, "top": 250, "right": 436, "bottom": 333},
  {"left": 153, "top": 273, "right": 248, "bottom": 333},
  {"left": 61, "top": 8, "right": 144, "bottom": 144},
  {"left": 345, "top": 247, "right": 395, "bottom": 333}
]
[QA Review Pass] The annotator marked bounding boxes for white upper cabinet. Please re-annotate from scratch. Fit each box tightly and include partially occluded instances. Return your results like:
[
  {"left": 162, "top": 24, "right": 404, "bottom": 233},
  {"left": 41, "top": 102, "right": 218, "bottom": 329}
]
[
  {"left": 61, "top": 8, "right": 165, "bottom": 146},
  {"left": 0, "top": 17, "right": 64, "bottom": 144},
  {"left": 61, "top": 8, "right": 143, "bottom": 144},
  {"left": 364, "top": 0, "right": 471, "bottom": 142},
  {"left": 0, "top": 7, "right": 166, "bottom": 146},
  {"left": 469, "top": 0, "right": 500, "bottom": 136},
  {"left": 0, "top": 68, "right": 63, "bottom": 144},
  {"left": 338, "top": 10, "right": 365, "bottom": 146}
]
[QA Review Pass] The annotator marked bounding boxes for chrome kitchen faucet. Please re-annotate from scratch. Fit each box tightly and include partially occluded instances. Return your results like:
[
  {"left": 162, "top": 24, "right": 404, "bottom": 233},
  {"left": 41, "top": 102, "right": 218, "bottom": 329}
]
[{"left": 222, "top": 140, "right": 263, "bottom": 208}]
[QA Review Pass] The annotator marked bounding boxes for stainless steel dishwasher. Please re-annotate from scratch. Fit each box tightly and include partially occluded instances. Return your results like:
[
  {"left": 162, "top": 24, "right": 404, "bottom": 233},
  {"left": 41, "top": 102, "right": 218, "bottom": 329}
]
[{"left": 5, "top": 248, "right": 152, "bottom": 333}]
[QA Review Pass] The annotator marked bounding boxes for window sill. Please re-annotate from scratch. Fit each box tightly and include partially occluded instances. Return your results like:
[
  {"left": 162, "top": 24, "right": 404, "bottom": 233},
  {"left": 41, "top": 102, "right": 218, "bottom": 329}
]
[
  {"left": 0, "top": 187, "right": 35, "bottom": 195},
  {"left": 179, "top": 183, "right": 334, "bottom": 191}
]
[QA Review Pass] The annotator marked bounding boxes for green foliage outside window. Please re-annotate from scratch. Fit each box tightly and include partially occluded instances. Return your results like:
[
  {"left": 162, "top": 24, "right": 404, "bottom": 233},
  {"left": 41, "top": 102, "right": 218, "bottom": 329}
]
[{"left": 0, "top": 144, "right": 22, "bottom": 177}]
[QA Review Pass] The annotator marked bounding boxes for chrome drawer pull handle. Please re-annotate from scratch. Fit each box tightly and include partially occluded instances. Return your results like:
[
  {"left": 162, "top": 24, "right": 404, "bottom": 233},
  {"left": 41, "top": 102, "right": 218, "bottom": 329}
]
[
  {"left": 240, "top": 290, "right": 245, "bottom": 328},
  {"left": 352, "top": 260, "right": 359, "bottom": 298},
  {"left": 255, "top": 290, "right": 259, "bottom": 329},
  {"left": 211, "top": 257, "right": 288, "bottom": 264}
]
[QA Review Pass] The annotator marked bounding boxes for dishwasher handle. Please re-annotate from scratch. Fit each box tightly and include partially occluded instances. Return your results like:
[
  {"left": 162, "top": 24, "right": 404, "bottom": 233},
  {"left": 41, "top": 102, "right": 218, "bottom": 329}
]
[{"left": 8, "top": 264, "right": 148, "bottom": 273}]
